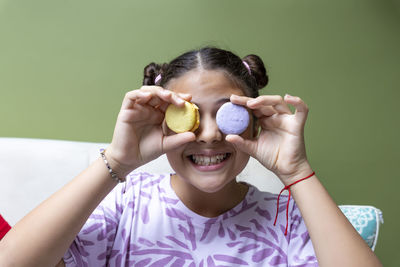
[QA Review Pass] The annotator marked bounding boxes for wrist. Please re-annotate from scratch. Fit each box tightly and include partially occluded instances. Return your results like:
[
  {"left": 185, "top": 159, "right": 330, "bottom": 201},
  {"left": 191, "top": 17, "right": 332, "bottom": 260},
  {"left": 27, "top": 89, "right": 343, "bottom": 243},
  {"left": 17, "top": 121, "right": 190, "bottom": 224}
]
[
  {"left": 278, "top": 161, "right": 314, "bottom": 186},
  {"left": 103, "top": 149, "right": 132, "bottom": 180},
  {"left": 273, "top": 163, "right": 315, "bottom": 236}
]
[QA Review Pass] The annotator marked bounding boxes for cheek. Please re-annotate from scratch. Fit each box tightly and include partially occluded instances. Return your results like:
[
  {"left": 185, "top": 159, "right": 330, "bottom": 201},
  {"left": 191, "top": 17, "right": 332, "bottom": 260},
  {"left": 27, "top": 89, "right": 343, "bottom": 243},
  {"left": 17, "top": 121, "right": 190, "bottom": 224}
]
[
  {"left": 166, "top": 148, "right": 190, "bottom": 174},
  {"left": 234, "top": 153, "right": 251, "bottom": 174},
  {"left": 166, "top": 147, "right": 182, "bottom": 158}
]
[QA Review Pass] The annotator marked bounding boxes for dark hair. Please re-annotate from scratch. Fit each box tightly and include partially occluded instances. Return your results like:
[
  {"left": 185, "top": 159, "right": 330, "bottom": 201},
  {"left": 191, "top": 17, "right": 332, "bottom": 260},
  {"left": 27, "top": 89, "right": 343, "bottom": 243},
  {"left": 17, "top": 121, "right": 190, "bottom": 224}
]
[{"left": 143, "top": 47, "right": 268, "bottom": 98}]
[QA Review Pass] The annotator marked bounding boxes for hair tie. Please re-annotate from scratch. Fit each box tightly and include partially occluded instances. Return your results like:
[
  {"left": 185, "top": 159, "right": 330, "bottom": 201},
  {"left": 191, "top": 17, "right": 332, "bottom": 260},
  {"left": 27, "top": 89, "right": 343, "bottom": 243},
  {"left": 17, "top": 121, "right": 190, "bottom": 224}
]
[
  {"left": 154, "top": 74, "right": 162, "bottom": 84},
  {"left": 243, "top": 61, "right": 251, "bottom": 74}
]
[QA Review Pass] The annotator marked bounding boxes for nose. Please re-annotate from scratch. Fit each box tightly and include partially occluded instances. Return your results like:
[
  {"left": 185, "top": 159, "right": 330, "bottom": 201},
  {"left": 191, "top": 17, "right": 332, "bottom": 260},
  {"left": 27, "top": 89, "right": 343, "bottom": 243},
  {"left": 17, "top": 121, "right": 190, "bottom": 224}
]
[{"left": 195, "top": 113, "right": 223, "bottom": 144}]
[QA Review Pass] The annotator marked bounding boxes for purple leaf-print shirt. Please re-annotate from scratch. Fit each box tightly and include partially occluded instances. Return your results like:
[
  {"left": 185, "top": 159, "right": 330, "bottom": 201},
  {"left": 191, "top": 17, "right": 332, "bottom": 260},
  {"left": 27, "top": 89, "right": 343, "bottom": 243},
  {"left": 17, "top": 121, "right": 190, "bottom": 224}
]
[{"left": 63, "top": 172, "right": 318, "bottom": 266}]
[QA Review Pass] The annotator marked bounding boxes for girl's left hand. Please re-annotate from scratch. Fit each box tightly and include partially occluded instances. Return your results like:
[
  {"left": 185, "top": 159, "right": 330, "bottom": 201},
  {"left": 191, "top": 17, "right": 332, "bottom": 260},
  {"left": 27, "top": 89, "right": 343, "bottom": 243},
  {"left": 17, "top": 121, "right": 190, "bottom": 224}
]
[{"left": 227, "top": 94, "right": 313, "bottom": 185}]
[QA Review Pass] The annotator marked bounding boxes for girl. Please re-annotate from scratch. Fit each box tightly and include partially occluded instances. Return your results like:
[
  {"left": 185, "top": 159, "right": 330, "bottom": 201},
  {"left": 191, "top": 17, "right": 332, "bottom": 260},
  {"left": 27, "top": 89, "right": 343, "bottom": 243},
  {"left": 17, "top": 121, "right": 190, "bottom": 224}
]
[{"left": 0, "top": 47, "right": 381, "bottom": 266}]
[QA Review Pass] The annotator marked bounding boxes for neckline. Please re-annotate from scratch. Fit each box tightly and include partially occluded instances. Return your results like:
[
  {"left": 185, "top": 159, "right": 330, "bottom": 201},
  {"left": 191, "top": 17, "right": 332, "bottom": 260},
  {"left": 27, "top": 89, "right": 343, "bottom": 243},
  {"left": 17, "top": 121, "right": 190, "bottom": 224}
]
[{"left": 163, "top": 173, "right": 256, "bottom": 224}]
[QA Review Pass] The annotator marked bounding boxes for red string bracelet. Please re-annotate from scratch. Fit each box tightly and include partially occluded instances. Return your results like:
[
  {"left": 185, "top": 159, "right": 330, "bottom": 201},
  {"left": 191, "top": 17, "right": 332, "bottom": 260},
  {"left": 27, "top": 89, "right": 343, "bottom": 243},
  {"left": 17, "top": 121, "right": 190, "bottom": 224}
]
[{"left": 273, "top": 171, "right": 315, "bottom": 236}]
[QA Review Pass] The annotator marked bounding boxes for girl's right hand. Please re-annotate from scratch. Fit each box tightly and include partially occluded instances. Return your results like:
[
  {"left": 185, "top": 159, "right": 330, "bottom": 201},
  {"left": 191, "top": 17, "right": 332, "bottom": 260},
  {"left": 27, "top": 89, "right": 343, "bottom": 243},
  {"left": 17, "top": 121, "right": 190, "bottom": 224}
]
[{"left": 104, "top": 86, "right": 196, "bottom": 177}]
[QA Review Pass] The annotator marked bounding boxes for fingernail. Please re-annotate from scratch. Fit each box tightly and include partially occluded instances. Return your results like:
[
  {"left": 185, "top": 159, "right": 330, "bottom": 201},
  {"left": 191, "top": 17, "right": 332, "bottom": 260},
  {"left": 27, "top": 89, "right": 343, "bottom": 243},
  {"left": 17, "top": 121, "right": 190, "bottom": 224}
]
[
  {"left": 285, "top": 94, "right": 292, "bottom": 98},
  {"left": 231, "top": 94, "right": 240, "bottom": 100},
  {"left": 140, "top": 91, "right": 151, "bottom": 97},
  {"left": 162, "top": 90, "right": 171, "bottom": 96}
]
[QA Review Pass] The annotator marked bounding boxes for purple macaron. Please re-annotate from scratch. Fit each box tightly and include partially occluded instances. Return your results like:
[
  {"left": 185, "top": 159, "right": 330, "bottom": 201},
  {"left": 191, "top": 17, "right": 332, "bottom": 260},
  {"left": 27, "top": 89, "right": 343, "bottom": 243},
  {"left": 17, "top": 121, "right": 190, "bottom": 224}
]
[{"left": 216, "top": 102, "right": 250, "bottom": 135}]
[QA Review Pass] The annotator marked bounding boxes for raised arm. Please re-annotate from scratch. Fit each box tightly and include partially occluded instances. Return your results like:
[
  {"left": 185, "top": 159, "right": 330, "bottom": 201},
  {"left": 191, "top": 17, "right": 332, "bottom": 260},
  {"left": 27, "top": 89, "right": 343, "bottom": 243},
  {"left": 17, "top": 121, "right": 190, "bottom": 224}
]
[
  {"left": 289, "top": 170, "right": 382, "bottom": 266},
  {"left": 0, "top": 87, "right": 195, "bottom": 267},
  {"left": 227, "top": 94, "right": 382, "bottom": 267}
]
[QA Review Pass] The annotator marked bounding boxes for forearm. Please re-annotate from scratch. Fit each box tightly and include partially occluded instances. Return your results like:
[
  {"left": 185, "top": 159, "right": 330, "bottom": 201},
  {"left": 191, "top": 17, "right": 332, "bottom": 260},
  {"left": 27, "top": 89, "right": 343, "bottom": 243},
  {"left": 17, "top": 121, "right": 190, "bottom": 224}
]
[
  {"left": 0, "top": 157, "right": 122, "bottom": 267},
  {"left": 290, "top": 173, "right": 382, "bottom": 267}
]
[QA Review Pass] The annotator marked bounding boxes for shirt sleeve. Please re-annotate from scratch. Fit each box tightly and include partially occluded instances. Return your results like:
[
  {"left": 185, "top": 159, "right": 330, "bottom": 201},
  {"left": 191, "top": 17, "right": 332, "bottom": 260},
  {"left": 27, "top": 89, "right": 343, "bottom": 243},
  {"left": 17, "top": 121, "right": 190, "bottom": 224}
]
[
  {"left": 63, "top": 182, "right": 126, "bottom": 267},
  {"left": 287, "top": 201, "right": 319, "bottom": 267}
]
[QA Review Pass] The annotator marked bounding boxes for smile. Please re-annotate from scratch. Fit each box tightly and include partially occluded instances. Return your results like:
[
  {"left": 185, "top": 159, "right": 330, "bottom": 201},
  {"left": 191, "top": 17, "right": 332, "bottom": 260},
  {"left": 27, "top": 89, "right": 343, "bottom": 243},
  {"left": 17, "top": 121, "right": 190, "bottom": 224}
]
[{"left": 189, "top": 153, "right": 231, "bottom": 166}]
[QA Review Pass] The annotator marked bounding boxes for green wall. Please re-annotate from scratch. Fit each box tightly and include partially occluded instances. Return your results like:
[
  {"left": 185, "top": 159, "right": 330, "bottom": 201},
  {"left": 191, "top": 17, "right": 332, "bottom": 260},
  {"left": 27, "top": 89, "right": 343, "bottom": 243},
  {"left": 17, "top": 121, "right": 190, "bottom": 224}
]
[{"left": 1, "top": 0, "right": 399, "bottom": 265}]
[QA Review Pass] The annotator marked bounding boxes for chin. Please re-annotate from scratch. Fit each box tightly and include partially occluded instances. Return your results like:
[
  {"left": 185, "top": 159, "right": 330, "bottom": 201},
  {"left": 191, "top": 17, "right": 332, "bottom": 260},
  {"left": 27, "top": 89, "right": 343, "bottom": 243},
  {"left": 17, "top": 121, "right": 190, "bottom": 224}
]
[{"left": 185, "top": 171, "right": 240, "bottom": 194}]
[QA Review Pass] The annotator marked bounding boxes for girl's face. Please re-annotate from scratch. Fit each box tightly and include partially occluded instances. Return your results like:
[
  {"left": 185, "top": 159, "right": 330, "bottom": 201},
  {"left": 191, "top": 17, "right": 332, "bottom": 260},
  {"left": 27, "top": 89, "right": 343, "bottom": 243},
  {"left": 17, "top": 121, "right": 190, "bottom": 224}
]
[{"left": 165, "top": 69, "right": 255, "bottom": 194}]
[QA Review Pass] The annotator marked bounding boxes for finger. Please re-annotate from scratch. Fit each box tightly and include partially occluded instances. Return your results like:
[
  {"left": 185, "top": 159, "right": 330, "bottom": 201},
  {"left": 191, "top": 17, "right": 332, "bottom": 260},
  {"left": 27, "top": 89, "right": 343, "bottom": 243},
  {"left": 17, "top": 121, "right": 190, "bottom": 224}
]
[
  {"left": 162, "top": 132, "right": 196, "bottom": 153},
  {"left": 146, "top": 87, "right": 186, "bottom": 107},
  {"left": 252, "top": 106, "right": 277, "bottom": 117},
  {"left": 247, "top": 95, "right": 283, "bottom": 106},
  {"left": 225, "top": 134, "right": 258, "bottom": 156},
  {"left": 123, "top": 87, "right": 186, "bottom": 109},
  {"left": 231, "top": 94, "right": 278, "bottom": 118},
  {"left": 121, "top": 90, "right": 152, "bottom": 110},
  {"left": 177, "top": 93, "right": 192, "bottom": 102},
  {"left": 155, "top": 92, "right": 192, "bottom": 112},
  {"left": 140, "top": 88, "right": 185, "bottom": 107},
  {"left": 230, "top": 94, "right": 253, "bottom": 106},
  {"left": 247, "top": 95, "right": 292, "bottom": 114},
  {"left": 284, "top": 94, "right": 309, "bottom": 122},
  {"left": 157, "top": 102, "right": 171, "bottom": 113},
  {"left": 118, "top": 104, "right": 164, "bottom": 124}
]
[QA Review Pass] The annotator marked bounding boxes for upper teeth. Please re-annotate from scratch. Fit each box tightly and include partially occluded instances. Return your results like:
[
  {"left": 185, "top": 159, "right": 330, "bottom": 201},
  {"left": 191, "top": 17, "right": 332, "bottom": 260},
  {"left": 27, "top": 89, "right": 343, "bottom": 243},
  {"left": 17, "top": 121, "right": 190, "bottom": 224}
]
[{"left": 191, "top": 154, "right": 227, "bottom": 166}]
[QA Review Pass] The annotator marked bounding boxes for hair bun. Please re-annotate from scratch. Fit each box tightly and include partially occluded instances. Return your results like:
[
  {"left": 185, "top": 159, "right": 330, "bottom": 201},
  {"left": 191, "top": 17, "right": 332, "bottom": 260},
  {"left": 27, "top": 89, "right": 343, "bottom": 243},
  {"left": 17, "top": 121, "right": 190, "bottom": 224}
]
[
  {"left": 243, "top": 54, "right": 268, "bottom": 90},
  {"left": 143, "top": 63, "right": 165, "bottom": 85}
]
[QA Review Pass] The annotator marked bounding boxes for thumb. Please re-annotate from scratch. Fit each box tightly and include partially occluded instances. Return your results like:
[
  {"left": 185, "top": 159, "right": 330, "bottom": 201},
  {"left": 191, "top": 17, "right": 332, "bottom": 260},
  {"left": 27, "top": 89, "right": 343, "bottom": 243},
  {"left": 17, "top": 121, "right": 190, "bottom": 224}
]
[
  {"left": 162, "top": 132, "right": 196, "bottom": 153},
  {"left": 225, "top": 134, "right": 257, "bottom": 156}
]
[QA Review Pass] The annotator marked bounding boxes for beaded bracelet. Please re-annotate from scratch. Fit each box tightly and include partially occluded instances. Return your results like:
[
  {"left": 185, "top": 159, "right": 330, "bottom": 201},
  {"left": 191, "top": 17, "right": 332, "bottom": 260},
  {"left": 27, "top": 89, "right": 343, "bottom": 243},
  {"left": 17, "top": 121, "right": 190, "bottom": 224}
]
[{"left": 100, "top": 149, "right": 125, "bottom": 183}]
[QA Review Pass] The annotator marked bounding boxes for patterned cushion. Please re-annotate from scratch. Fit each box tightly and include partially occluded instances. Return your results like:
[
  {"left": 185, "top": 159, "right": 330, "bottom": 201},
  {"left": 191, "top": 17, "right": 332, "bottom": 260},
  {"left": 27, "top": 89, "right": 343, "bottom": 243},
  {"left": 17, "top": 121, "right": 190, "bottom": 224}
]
[{"left": 339, "top": 205, "right": 383, "bottom": 250}]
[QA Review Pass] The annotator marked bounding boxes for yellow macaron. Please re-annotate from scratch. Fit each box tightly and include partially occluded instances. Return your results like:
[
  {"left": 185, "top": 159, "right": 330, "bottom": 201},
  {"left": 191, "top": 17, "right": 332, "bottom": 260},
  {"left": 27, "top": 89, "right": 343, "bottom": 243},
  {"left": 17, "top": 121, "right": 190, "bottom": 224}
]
[{"left": 165, "top": 101, "right": 200, "bottom": 133}]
